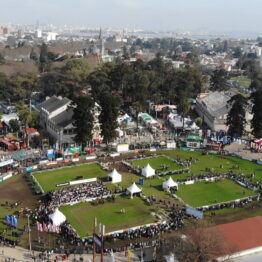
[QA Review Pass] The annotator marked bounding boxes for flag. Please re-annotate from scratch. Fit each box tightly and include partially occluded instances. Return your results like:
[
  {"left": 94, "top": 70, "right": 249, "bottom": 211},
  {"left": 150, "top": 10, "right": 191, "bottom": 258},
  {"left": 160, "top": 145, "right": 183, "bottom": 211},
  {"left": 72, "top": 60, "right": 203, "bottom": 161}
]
[
  {"left": 39, "top": 223, "right": 43, "bottom": 232},
  {"left": 12, "top": 216, "right": 18, "bottom": 228},
  {"left": 37, "top": 221, "right": 43, "bottom": 232},
  {"left": 57, "top": 226, "right": 61, "bottom": 234},
  {"left": 43, "top": 222, "right": 48, "bottom": 232},
  {"left": 51, "top": 224, "right": 56, "bottom": 233}
]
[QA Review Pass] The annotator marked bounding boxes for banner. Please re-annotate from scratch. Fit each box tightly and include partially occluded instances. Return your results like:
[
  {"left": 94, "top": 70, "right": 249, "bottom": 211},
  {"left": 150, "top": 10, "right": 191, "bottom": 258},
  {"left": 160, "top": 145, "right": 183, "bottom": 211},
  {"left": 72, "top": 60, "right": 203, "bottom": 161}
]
[
  {"left": 5, "top": 215, "right": 18, "bottom": 227},
  {"left": 186, "top": 206, "right": 203, "bottom": 219}
]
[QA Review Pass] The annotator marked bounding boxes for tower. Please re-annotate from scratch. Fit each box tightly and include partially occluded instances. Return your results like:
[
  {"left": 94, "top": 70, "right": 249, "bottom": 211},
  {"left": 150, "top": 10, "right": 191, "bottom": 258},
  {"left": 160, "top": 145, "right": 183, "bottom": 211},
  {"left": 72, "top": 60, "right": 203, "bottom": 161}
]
[{"left": 98, "top": 27, "right": 105, "bottom": 57}]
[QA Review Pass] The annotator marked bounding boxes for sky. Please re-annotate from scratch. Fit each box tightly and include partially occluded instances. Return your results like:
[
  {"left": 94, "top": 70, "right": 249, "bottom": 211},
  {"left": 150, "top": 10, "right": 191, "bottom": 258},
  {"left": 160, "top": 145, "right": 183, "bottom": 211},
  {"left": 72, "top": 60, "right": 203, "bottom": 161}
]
[{"left": 0, "top": 0, "right": 262, "bottom": 34}]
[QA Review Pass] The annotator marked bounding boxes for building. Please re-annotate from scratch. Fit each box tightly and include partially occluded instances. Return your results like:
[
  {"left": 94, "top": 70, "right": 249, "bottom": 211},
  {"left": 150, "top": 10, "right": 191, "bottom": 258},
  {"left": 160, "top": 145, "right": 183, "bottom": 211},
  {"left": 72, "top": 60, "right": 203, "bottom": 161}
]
[
  {"left": 35, "top": 96, "right": 101, "bottom": 150},
  {"left": 35, "top": 96, "right": 74, "bottom": 149},
  {"left": 35, "top": 29, "right": 42, "bottom": 38},
  {"left": 195, "top": 92, "right": 231, "bottom": 131},
  {"left": 46, "top": 32, "right": 57, "bottom": 42}
]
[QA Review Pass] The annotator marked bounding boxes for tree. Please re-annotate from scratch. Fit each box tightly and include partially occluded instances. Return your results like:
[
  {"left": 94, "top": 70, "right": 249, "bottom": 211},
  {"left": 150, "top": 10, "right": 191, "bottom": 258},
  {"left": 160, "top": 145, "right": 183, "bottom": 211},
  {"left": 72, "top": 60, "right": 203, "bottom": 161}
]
[
  {"left": 177, "top": 98, "right": 190, "bottom": 128},
  {"left": 39, "top": 43, "right": 51, "bottom": 72},
  {"left": 0, "top": 72, "right": 11, "bottom": 100},
  {"left": 132, "top": 101, "right": 145, "bottom": 128},
  {"left": 99, "top": 93, "right": 121, "bottom": 144},
  {"left": 30, "top": 48, "right": 38, "bottom": 62},
  {"left": 28, "top": 111, "right": 40, "bottom": 129},
  {"left": 10, "top": 73, "right": 38, "bottom": 102},
  {"left": 251, "top": 89, "right": 262, "bottom": 138},
  {"left": 195, "top": 117, "right": 203, "bottom": 128},
  {"left": 210, "top": 69, "right": 229, "bottom": 91},
  {"left": 157, "top": 221, "right": 237, "bottom": 262},
  {"left": 0, "top": 53, "right": 5, "bottom": 65},
  {"left": 71, "top": 96, "right": 94, "bottom": 150},
  {"left": 16, "top": 101, "right": 39, "bottom": 128},
  {"left": 9, "top": 119, "right": 20, "bottom": 133},
  {"left": 226, "top": 94, "right": 248, "bottom": 137},
  {"left": 16, "top": 101, "right": 30, "bottom": 127}
]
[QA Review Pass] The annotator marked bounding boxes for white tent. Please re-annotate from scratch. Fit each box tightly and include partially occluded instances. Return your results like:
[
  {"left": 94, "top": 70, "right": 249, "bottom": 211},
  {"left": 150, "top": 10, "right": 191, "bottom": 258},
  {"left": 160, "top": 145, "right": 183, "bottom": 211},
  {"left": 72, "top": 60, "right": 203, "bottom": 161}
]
[
  {"left": 108, "top": 169, "right": 122, "bottom": 183},
  {"left": 162, "top": 177, "right": 178, "bottom": 190},
  {"left": 142, "top": 164, "right": 155, "bottom": 178},
  {"left": 126, "top": 182, "right": 142, "bottom": 198},
  {"left": 48, "top": 209, "right": 66, "bottom": 226}
]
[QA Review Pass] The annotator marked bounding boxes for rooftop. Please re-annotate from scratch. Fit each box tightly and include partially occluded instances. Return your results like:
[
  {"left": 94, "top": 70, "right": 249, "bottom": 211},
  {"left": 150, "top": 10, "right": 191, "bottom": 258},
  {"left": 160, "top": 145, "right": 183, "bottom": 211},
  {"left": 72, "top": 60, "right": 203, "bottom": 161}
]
[
  {"left": 197, "top": 92, "right": 231, "bottom": 117},
  {"left": 50, "top": 108, "right": 74, "bottom": 128},
  {"left": 36, "top": 96, "right": 71, "bottom": 114}
]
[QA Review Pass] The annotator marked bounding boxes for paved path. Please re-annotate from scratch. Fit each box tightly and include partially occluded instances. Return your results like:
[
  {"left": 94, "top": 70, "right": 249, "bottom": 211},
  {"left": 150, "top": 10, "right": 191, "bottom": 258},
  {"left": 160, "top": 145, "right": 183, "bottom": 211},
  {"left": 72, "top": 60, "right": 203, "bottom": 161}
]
[
  {"left": 0, "top": 246, "right": 140, "bottom": 262},
  {"left": 233, "top": 251, "right": 262, "bottom": 262},
  {"left": 225, "top": 143, "right": 262, "bottom": 161}
]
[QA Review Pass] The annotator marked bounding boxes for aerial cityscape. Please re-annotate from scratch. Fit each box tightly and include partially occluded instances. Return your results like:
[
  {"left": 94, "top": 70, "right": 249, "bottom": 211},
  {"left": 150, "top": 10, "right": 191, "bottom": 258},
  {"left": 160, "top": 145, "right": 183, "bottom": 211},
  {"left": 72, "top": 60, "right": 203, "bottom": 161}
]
[{"left": 0, "top": 1, "right": 262, "bottom": 262}]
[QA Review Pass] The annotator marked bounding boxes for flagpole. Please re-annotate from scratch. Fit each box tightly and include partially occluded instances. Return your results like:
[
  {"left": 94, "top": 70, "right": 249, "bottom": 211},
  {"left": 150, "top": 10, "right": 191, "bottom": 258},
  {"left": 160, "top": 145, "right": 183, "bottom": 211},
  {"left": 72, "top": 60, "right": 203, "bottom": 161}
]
[
  {"left": 93, "top": 217, "right": 97, "bottom": 262},
  {"left": 101, "top": 224, "right": 105, "bottom": 262},
  {"left": 27, "top": 214, "right": 32, "bottom": 256}
]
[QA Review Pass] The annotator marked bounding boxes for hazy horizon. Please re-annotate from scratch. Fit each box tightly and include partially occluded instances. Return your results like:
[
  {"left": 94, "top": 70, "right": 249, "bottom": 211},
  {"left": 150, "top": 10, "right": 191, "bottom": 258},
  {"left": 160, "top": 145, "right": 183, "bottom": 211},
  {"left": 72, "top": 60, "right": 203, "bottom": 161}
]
[{"left": 1, "top": 0, "right": 262, "bottom": 35}]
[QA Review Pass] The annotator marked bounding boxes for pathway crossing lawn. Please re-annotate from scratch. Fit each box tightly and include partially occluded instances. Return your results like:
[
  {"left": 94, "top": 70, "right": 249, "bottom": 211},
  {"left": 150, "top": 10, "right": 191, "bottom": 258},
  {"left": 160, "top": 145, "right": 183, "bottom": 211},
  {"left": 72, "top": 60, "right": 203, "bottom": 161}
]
[
  {"left": 33, "top": 163, "right": 106, "bottom": 192},
  {"left": 176, "top": 179, "right": 256, "bottom": 208},
  {"left": 131, "top": 156, "right": 182, "bottom": 172},
  {"left": 231, "top": 77, "right": 251, "bottom": 88},
  {"left": 60, "top": 196, "right": 158, "bottom": 237},
  {"left": 157, "top": 150, "right": 262, "bottom": 182}
]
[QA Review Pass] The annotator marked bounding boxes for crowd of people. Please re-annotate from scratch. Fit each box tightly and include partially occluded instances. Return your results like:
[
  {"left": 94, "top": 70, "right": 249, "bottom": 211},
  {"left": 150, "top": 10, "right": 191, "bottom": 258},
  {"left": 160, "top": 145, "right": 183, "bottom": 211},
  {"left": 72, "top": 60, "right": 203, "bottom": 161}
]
[
  {"left": 175, "top": 171, "right": 261, "bottom": 191},
  {"left": 104, "top": 207, "right": 184, "bottom": 242},
  {"left": 48, "top": 182, "right": 111, "bottom": 207},
  {"left": 199, "top": 194, "right": 259, "bottom": 212}
]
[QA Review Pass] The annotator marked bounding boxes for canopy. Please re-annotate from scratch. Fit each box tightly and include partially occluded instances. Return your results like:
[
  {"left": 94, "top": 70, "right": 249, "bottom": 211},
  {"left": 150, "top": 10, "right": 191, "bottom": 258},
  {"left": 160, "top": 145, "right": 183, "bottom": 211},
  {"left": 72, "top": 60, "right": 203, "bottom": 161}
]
[
  {"left": 126, "top": 182, "right": 142, "bottom": 197},
  {"left": 108, "top": 168, "right": 122, "bottom": 183},
  {"left": 48, "top": 209, "right": 66, "bottom": 226},
  {"left": 142, "top": 163, "right": 155, "bottom": 178},
  {"left": 163, "top": 177, "right": 178, "bottom": 190}
]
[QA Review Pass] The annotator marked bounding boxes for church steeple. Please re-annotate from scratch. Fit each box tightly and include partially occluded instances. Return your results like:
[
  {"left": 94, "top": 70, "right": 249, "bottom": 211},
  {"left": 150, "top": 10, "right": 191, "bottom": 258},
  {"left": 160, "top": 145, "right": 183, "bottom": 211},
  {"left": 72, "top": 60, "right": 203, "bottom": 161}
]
[{"left": 98, "top": 27, "right": 102, "bottom": 40}]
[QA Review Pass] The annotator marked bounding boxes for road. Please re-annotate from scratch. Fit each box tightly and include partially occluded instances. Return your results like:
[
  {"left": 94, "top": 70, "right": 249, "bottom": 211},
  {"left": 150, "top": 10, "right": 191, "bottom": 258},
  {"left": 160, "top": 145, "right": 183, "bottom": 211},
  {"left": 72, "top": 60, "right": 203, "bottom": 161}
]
[{"left": 233, "top": 252, "right": 262, "bottom": 262}]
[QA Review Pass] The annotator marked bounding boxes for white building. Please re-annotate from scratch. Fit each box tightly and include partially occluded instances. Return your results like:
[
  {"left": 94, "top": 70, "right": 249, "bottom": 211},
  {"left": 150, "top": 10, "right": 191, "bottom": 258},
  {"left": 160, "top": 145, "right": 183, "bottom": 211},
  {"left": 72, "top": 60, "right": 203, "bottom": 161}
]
[
  {"left": 35, "top": 29, "right": 42, "bottom": 38},
  {"left": 36, "top": 96, "right": 101, "bottom": 149},
  {"left": 195, "top": 92, "right": 231, "bottom": 131},
  {"left": 46, "top": 32, "right": 58, "bottom": 42}
]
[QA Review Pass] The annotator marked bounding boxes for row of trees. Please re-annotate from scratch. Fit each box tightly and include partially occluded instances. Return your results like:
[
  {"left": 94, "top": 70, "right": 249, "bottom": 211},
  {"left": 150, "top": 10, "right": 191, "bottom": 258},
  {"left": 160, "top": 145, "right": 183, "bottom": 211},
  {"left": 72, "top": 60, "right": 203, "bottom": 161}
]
[{"left": 226, "top": 79, "right": 262, "bottom": 138}]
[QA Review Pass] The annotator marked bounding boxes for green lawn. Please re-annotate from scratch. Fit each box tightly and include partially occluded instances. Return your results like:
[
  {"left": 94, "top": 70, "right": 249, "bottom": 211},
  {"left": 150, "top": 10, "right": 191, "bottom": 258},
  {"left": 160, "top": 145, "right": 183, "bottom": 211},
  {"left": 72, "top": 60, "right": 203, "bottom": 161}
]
[
  {"left": 131, "top": 156, "right": 182, "bottom": 173},
  {"left": 60, "top": 196, "right": 158, "bottom": 237},
  {"left": 33, "top": 163, "right": 106, "bottom": 192},
  {"left": 176, "top": 179, "right": 256, "bottom": 208},
  {"left": 157, "top": 150, "right": 262, "bottom": 182},
  {"left": 231, "top": 77, "right": 251, "bottom": 88}
]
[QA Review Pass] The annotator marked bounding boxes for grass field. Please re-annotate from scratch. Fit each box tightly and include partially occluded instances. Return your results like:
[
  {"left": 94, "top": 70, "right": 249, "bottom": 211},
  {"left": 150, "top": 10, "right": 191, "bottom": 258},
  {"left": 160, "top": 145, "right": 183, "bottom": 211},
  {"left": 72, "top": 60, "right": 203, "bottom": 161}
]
[
  {"left": 60, "top": 196, "right": 158, "bottom": 237},
  {"left": 33, "top": 163, "right": 106, "bottom": 192},
  {"left": 231, "top": 77, "right": 251, "bottom": 88},
  {"left": 131, "top": 156, "right": 182, "bottom": 172},
  {"left": 176, "top": 179, "right": 256, "bottom": 208},
  {"left": 157, "top": 150, "right": 262, "bottom": 182}
]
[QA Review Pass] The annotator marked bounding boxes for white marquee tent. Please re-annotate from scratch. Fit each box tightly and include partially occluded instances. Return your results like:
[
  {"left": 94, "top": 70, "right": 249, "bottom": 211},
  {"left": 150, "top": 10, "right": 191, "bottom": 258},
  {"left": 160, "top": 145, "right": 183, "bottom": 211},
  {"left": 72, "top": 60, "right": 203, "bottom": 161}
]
[
  {"left": 108, "top": 169, "right": 122, "bottom": 183},
  {"left": 48, "top": 209, "right": 66, "bottom": 226},
  {"left": 142, "top": 164, "right": 155, "bottom": 178},
  {"left": 162, "top": 177, "right": 178, "bottom": 190},
  {"left": 126, "top": 182, "right": 142, "bottom": 198}
]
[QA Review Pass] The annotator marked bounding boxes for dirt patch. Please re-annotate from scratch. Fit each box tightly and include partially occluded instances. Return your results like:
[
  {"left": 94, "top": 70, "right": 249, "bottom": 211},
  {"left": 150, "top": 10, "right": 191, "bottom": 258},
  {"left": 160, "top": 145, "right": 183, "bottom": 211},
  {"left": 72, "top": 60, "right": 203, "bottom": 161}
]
[{"left": 0, "top": 175, "right": 39, "bottom": 207}]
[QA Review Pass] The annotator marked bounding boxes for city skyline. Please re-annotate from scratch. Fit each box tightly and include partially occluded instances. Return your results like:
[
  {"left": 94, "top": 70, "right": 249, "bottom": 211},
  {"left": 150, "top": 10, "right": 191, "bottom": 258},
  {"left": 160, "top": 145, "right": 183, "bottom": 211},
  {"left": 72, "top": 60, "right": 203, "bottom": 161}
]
[{"left": 0, "top": 0, "right": 262, "bottom": 36}]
